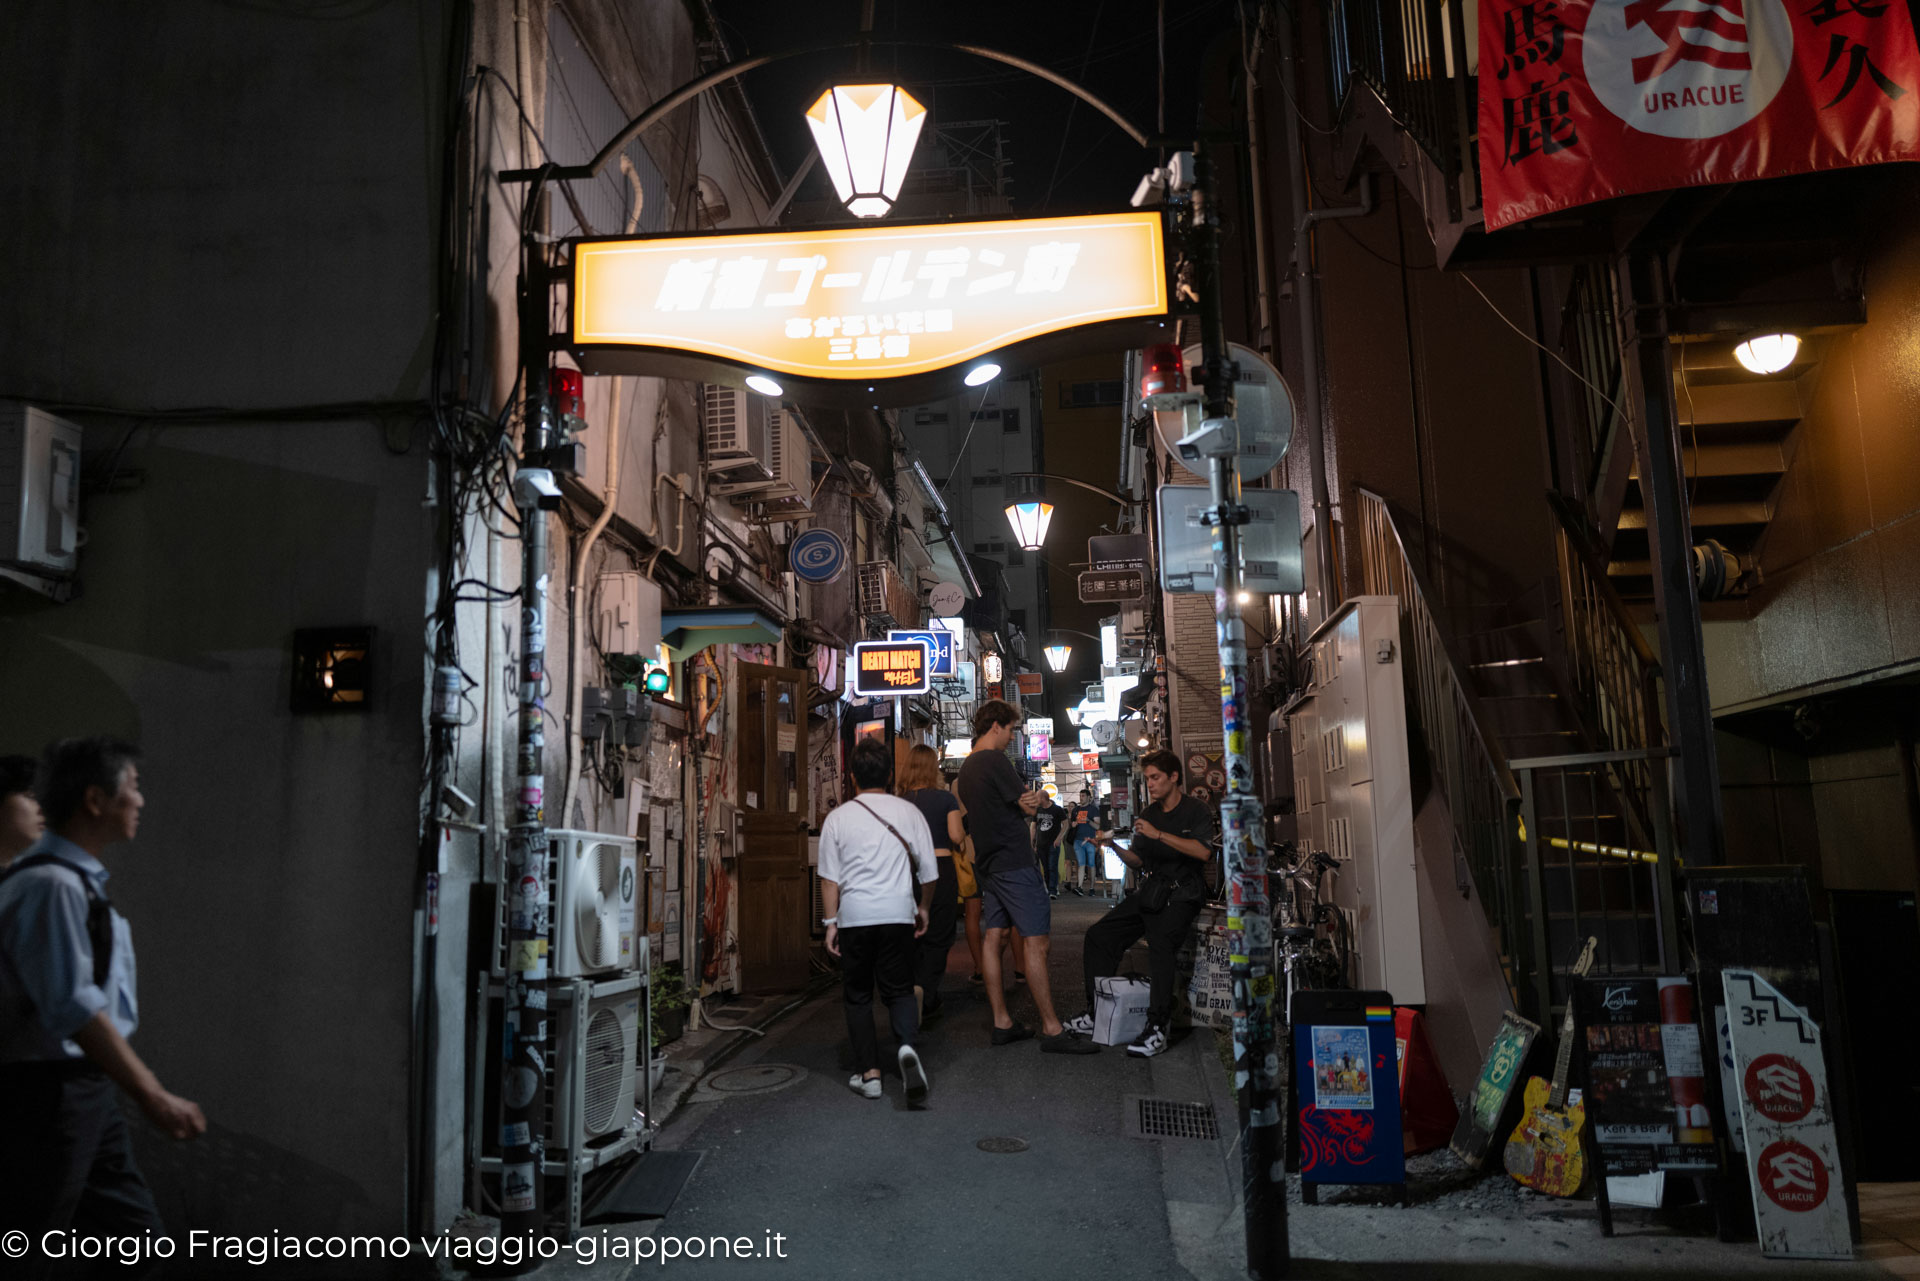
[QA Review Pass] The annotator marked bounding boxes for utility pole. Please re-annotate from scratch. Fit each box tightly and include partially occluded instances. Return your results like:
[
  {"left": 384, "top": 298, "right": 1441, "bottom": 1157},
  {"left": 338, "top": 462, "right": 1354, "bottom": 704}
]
[
  {"left": 498, "top": 181, "right": 557, "bottom": 1247},
  {"left": 1192, "top": 144, "right": 1289, "bottom": 1279}
]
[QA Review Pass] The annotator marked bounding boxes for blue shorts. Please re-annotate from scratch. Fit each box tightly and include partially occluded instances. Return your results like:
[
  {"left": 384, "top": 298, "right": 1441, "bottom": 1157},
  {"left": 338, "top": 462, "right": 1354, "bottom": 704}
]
[
  {"left": 981, "top": 864, "right": 1052, "bottom": 937},
  {"left": 1073, "top": 837, "right": 1098, "bottom": 868}
]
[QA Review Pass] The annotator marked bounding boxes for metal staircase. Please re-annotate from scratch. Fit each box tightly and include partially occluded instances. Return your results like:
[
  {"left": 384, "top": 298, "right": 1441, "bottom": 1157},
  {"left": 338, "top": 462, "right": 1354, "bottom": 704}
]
[{"left": 1357, "top": 489, "right": 1679, "bottom": 1026}]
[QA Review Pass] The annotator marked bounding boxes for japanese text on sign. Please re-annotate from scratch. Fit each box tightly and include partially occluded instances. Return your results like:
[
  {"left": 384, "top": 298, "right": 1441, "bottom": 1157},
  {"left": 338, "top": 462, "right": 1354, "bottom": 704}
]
[{"left": 573, "top": 213, "right": 1167, "bottom": 380}]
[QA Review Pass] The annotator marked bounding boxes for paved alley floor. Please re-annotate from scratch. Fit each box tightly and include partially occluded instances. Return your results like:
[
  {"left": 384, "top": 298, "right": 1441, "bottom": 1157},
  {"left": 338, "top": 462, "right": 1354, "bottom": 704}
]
[{"left": 524, "top": 895, "right": 1904, "bottom": 1281}]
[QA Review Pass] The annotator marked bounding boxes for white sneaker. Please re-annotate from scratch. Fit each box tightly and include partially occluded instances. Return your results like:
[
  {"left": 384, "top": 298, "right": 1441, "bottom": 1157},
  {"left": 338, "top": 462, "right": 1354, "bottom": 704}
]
[
  {"left": 898, "top": 1045, "right": 929, "bottom": 1109},
  {"left": 847, "top": 1073, "right": 882, "bottom": 1099},
  {"left": 1063, "top": 1012, "right": 1095, "bottom": 1036},
  {"left": 1126, "top": 1023, "right": 1169, "bottom": 1057}
]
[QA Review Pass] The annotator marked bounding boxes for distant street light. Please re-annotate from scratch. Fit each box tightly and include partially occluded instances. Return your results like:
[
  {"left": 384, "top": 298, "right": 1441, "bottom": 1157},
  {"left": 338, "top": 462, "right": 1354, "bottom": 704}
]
[
  {"left": 805, "top": 84, "right": 927, "bottom": 218},
  {"left": 1044, "top": 643, "right": 1071, "bottom": 672}
]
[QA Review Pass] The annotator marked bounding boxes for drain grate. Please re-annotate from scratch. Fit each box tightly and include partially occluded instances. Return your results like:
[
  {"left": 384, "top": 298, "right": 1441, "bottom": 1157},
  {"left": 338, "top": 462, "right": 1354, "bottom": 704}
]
[
  {"left": 1127, "top": 1095, "right": 1220, "bottom": 1141},
  {"left": 976, "top": 1136, "right": 1030, "bottom": 1154}
]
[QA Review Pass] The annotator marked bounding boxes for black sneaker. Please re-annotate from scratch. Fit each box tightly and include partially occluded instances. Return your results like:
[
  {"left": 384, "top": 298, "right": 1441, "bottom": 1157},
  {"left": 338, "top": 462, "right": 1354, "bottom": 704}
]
[
  {"left": 1126, "top": 1022, "right": 1169, "bottom": 1058},
  {"left": 1041, "top": 1031, "right": 1099, "bottom": 1055},
  {"left": 990, "top": 1021, "right": 1034, "bottom": 1046}
]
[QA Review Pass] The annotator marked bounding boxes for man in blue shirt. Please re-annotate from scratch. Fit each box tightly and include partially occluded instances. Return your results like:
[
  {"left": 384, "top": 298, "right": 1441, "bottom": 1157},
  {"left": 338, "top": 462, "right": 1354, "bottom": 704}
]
[{"left": 0, "top": 738, "right": 204, "bottom": 1277}]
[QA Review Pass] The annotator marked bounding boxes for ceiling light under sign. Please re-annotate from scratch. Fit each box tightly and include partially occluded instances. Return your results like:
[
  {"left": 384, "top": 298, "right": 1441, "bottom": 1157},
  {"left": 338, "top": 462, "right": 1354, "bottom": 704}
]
[
  {"left": 805, "top": 84, "right": 927, "bottom": 219},
  {"left": 1733, "top": 333, "right": 1799, "bottom": 375},
  {"left": 744, "top": 374, "right": 784, "bottom": 397},
  {"left": 965, "top": 362, "right": 1001, "bottom": 387}
]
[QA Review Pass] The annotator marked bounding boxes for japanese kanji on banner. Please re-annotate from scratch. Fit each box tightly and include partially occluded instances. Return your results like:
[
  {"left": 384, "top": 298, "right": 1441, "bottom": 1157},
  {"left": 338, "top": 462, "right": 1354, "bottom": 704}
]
[{"left": 1477, "top": 0, "right": 1920, "bottom": 229}]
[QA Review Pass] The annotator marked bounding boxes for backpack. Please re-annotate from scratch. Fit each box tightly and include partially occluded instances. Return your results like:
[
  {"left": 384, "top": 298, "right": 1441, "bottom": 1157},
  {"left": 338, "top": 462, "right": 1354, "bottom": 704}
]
[{"left": 1, "top": 853, "right": 114, "bottom": 987}]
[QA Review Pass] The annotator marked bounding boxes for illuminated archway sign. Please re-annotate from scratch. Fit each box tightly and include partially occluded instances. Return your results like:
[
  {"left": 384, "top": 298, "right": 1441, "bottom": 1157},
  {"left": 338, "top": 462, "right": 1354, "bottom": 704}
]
[{"left": 570, "top": 211, "right": 1168, "bottom": 406}]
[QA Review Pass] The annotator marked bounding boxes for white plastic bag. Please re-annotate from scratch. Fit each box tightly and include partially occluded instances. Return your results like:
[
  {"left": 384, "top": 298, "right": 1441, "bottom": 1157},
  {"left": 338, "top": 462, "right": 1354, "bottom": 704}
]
[{"left": 1092, "top": 976, "right": 1153, "bottom": 1045}]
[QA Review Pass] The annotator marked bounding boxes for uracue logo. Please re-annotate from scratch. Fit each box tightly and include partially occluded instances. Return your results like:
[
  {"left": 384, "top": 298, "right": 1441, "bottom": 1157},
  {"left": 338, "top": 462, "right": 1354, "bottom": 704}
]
[{"left": 1586, "top": 0, "right": 1794, "bottom": 137}]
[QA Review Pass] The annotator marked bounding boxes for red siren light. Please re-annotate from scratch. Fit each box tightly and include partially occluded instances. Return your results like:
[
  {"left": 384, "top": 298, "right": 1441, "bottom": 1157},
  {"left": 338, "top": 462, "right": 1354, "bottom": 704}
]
[
  {"left": 549, "top": 367, "right": 584, "bottom": 419},
  {"left": 1140, "top": 343, "right": 1187, "bottom": 398}
]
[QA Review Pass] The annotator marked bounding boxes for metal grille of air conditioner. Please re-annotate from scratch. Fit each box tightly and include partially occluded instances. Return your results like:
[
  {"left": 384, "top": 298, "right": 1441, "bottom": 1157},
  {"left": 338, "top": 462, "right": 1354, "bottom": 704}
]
[
  {"left": 702, "top": 385, "right": 774, "bottom": 481},
  {"left": 582, "top": 1004, "right": 630, "bottom": 1135},
  {"left": 856, "top": 560, "right": 920, "bottom": 626}
]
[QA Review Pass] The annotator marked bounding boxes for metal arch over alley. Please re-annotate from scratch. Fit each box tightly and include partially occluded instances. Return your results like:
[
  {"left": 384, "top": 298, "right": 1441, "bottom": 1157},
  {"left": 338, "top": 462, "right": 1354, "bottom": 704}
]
[{"left": 4, "top": 1, "right": 1920, "bottom": 1279}]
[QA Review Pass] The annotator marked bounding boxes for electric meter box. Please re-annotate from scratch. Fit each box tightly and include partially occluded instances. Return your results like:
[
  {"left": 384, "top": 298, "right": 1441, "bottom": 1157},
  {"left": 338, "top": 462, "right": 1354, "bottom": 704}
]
[{"left": 0, "top": 403, "right": 83, "bottom": 575}]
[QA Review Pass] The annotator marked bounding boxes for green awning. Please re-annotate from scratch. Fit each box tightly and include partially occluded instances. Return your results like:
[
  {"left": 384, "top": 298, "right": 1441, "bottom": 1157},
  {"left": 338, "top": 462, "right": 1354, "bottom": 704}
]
[{"left": 662, "top": 607, "right": 783, "bottom": 664}]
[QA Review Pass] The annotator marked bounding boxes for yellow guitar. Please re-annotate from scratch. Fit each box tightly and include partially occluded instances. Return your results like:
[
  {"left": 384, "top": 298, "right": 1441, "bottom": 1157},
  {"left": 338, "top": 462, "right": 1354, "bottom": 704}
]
[{"left": 1503, "top": 937, "right": 1597, "bottom": 1197}]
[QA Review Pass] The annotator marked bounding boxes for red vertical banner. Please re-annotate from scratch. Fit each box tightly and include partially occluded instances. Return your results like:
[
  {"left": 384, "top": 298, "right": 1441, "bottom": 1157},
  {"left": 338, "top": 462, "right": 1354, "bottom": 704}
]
[{"left": 1478, "top": 0, "right": 1920, "bottom": 229}]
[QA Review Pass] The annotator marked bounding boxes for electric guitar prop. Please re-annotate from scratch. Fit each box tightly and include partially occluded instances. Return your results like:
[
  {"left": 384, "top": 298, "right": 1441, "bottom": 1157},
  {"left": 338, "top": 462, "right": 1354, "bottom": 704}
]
[{"left": 1502, "top": 937, "right": 1598, "bottom": 1197}]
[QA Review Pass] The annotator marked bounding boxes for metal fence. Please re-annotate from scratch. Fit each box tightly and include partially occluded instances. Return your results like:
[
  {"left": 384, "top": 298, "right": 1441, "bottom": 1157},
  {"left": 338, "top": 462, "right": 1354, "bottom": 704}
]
[
  {"left": 1325, "top": 0, "right": 1479, "bottom": 220},
  {"left": 1356, "top": 489, "right": 1525, "bottom": 992}
]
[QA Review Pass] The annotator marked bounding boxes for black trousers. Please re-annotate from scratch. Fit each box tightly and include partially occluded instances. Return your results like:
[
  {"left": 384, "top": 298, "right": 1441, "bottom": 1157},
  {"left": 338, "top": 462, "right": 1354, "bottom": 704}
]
[
  {"left": 1038, "top": 841, "right": 1062, "bottom": 894},
  {"left": 840, "top": 922, "right": 919, "bottom": 1074},
  {"left": 0, "top": 1063, "right": 166, "bottom": 1281},
  {"left": 912, "top": 856, "right": 959, "bottom": 1011},
  {"left": 1083, "top": 891, "right": 1205, "bottom": 1028}
]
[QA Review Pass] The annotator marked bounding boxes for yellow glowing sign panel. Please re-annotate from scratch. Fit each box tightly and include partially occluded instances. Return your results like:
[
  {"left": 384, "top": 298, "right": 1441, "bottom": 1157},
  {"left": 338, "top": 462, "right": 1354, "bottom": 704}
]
[{"left": 572, "top": 212, "right": 1167, "bottom": 380}]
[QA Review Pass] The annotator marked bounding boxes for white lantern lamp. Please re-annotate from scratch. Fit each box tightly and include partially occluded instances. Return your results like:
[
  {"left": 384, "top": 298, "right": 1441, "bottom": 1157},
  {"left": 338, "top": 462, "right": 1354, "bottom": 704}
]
[
  {"left": 1044, "top": 644, "right": 1071, "bottom": 672},
  {"left": 804, "top": 84, "right": 928, "bottom": 219},
  {"left": 1733, "top": 333, "right": 1800, "bottom": 375}
]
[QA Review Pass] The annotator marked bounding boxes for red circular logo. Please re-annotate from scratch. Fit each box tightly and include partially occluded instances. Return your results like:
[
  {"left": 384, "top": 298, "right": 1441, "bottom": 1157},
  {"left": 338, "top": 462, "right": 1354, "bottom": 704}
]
[
  {"left": 1756, "top": 1138, "right": 1829, "bottom": 1213},
  {"left": 1744, "top": 1053, "right": 1815, "bottom": 1124}
]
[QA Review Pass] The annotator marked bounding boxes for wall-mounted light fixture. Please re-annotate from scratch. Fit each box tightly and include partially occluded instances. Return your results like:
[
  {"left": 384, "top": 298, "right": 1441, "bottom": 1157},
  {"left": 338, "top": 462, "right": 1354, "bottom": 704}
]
[
  {"left": 1733, "top": 333, "right": 1800, "bottom": 375},
  {"left": 291, "top": 627, "right": 373, "bottom": 713}
]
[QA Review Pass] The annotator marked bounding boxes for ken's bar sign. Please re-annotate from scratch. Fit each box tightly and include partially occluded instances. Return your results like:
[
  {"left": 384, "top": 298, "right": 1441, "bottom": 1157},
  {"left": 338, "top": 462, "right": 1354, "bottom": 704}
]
[
  {"left": 571, "top": 212, "right": 1167, "bottom": 380},
  {"left": 1477, "top": 0, "right": 1920, "bottom": 230}
]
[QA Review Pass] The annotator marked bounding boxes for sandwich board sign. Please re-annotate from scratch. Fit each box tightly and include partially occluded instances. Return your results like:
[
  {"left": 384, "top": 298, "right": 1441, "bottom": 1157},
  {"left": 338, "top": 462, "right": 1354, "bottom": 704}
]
[{"left": 1722, "top": 968, "right": 1850, "bottom": 1261}]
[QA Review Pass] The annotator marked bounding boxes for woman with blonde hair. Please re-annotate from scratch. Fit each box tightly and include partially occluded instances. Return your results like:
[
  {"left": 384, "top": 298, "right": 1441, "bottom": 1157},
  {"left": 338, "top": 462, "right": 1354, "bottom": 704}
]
[{"left": 898, "top": 744, "right": 963, "bottom": 1023}]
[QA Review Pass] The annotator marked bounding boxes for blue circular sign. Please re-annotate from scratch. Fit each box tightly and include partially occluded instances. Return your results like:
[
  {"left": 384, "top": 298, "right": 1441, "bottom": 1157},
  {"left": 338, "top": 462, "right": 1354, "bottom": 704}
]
[{"left": 789, "top": 528, "right": 848, "bottom": 585}]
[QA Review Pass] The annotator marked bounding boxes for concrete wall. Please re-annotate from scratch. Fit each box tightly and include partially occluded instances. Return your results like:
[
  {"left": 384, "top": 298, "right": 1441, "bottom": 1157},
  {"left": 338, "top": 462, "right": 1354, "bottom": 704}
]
[{"left": 0, "top": 0, "right": 453, "bottom": 1237}]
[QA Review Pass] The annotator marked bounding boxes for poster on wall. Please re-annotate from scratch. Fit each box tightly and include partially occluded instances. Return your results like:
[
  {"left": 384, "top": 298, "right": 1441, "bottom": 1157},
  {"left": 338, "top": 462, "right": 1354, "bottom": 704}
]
[
  {"left": 1477, "top": 0, "right": 1920, "bottom": 230},
  {"left": 1575, "top": 976, "right": 1717, "bottom": 1175},
  {"left": 1723, "top": 968, "right": 1851, "bottom": 1260},
  {"left": 1312, "top": 1026, "right": 1377, "bottom": 1110}
]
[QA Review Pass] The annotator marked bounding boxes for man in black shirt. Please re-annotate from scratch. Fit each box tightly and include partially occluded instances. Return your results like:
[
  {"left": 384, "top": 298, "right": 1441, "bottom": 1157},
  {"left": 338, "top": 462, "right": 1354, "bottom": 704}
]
[
  {"left": 1066, "top": 749, "right": 1214, "bottom": 1056},
  {"left": 956, "top": 700, "right": 1094, "bottom": 1055},
  {"left": 1033, "top": 793, "right": 1067, "bottom": 898}
]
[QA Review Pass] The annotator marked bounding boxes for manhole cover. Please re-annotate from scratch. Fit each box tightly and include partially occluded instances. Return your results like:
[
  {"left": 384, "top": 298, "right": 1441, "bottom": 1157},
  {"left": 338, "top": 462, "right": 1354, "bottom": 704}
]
[
  {"left": 976, "top": 1136, "right": 1030, "bottom": 1154},
  {"left": 1124, "top": 1095, "right": 1220, "bottom": 1141},
  {"left": 698, "top": 1063, "right": 806, "bottom": 1096}
]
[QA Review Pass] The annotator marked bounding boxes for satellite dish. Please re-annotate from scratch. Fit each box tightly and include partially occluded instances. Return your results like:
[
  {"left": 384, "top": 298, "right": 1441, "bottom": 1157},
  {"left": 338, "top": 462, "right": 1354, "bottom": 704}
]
[
  {"left": 1169, "top": 341, "right": 1296, "bottom": 477},
  {"left": 1092, "top": 720, "right": 1121, "bottom": 747},
  {"left": 928, "top": 581, "right": 965, "bottom": 616}
]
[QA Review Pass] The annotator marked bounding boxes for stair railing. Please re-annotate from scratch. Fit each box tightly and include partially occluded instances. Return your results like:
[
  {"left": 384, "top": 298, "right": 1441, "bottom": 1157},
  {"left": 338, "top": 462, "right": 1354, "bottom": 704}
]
[
  {"left": 1355, "top": 489, "right": 1527, "bottom": 992},
  {"left": 1326, "top": 0, "right": 1479, "bottom": 220}
]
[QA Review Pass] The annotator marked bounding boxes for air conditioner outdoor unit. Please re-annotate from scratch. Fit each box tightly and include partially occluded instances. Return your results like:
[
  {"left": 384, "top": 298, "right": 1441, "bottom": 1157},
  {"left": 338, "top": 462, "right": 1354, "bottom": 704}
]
[
  {"left": 701, "top": 385, "right": 774, "bottom": 480},
  {"left": 716, "top": 408, "right": 806, "bottom": 500},
  {"left": 856, "top": 560, "right": 920, "bottom": 626},
  {"left": 551, "top": 975, "right": 641, "bottom": 1145},
  {"left": 497, "top": 829, "right": 637, "bottom": 978}
]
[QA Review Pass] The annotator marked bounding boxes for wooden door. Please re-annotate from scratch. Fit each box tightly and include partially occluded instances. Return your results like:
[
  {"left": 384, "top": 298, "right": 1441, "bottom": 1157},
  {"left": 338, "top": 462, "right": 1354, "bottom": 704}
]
[{"left": 736, "top": 663, "right": 811, "bottom": 993}]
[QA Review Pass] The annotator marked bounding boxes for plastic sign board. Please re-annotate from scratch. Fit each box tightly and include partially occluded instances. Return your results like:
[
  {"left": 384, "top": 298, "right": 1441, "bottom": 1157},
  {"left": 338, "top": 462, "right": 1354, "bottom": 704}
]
[
  {"left": 851, "top": 639, "right": 931, "bottom": 696},
  {"left": 1079, "top": 568, "right": 1145, "bottom": 603},
  {"left": 572, "top": 212, "right": 1167, "bottom": 383},
  {"left": 889, "top": 628, "right": 954, "bottom": 677},
  {"left": 1157, "top": 486, "right": 1303, "bottom": 595},
  {"left": 1723, "top": 968, "right": 1850, "bottom": 1261}
]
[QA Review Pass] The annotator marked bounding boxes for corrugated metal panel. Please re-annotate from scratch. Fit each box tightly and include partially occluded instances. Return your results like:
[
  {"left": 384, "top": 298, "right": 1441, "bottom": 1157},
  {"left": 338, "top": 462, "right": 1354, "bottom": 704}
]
[
  {"left": 1166, "top": 592, "right": 1222, "bottom": 761},
  {"left": 545, "top": 8, "right": 673, "bottom": 238}
]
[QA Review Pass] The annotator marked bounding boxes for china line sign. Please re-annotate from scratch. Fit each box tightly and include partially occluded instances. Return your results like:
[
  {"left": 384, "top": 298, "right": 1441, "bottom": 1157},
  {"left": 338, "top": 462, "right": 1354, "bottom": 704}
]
[{"left": 571, "top": 212, "right": 1167, "bottom": 380}]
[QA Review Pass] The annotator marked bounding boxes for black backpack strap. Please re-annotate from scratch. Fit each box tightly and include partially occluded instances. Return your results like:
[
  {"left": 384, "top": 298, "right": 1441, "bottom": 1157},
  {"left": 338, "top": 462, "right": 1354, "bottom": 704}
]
[{"left": 3, "top": 853, "right": 113, "bottom": 988}]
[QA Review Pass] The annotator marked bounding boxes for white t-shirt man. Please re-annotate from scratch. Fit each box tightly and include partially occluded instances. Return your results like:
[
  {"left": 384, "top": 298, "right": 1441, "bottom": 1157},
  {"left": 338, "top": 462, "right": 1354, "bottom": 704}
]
[{"left": 817, "top": 794, "right": 940, "bottom": 928}]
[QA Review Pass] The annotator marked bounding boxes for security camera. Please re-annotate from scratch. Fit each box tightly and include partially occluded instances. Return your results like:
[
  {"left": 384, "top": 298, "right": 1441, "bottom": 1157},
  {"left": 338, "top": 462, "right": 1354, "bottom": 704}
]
[
  {"left": 1129, "top": 168, "right": 1167, "bottom": 208},
  {"left": 512, "top": 467, "right": 563, "bottom": 511},
  {"left": 1176, "top": 416, "right": 1239, "bottom": 462}
]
